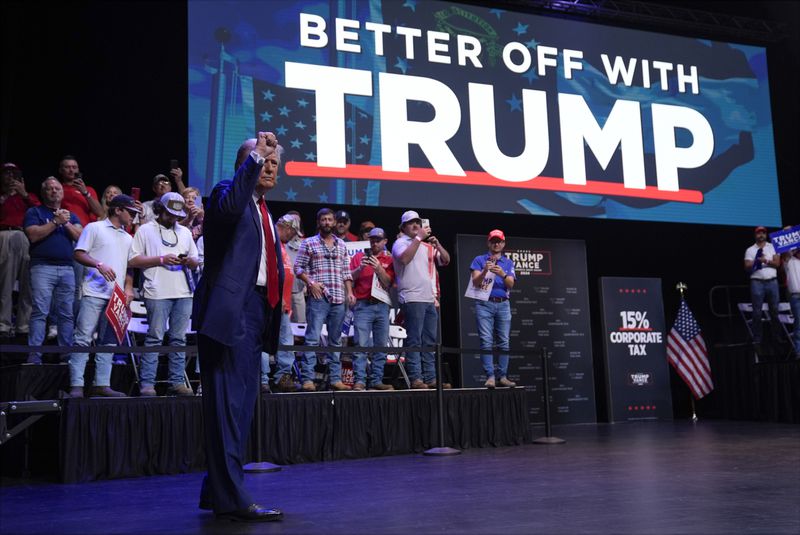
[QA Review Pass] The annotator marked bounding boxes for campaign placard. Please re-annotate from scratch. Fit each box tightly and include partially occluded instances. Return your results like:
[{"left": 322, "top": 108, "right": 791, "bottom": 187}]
[
  {"left": 769, "top": 225, "right": 800, "bottom": 253},
  {"left": 104, "top": 283, "right": 130, "bottom": 345},
  {"left": 599, "top": 277, "right": 673, "bottom": 422},
  {"left": 457, "top": 234, "right": 596, "bottom": 425}
]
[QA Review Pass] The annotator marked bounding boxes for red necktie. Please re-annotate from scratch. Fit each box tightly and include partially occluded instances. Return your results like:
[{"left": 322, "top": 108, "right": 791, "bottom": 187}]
[{"left": 257, "top": 197, "right": 280, "bottom": 308}]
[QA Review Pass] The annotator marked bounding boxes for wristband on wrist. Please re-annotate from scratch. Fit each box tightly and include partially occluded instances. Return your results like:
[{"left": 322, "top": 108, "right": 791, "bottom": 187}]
[
  {"left": 415, "top": 236, "right": 423, "bottom": 242},
  {"left": 82, "top": 190, "right": 90, "bottom": 197},
  {"left": 159, "top": 256, "right": 164, "bottom": 265}
]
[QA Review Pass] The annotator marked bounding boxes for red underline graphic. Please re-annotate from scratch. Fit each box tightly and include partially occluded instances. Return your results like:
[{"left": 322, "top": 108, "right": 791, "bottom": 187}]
[
  {"left": 285, "top": 162, "right": 704, "bottom": 204},
  {"left": 618, "top": 328, "right": 654, "bottom": 332}
]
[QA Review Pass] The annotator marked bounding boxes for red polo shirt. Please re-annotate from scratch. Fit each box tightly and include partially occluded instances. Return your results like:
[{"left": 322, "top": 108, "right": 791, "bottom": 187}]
[
  {"left": 349, "top": 250, "right": 395, "bottom": 300},
  {"left": 0, "top": 192, "right": 40, "bottom": 228},
  {"left": 60, "top": 182, "right": 99, "bottom": 226}
]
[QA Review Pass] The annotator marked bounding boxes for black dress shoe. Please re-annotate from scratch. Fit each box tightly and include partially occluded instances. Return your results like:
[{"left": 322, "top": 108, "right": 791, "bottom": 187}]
[
  {"left": 198, "top": 500, "right": 213, "bottom": 511},
  {"left": 216, "top": 504, "right": 283, "bottom": 522}
]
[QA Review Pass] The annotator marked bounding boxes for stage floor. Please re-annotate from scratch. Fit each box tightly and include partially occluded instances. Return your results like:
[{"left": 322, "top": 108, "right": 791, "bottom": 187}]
[{"left": 2, "top": 420, "right": 798, "bottom": 534}]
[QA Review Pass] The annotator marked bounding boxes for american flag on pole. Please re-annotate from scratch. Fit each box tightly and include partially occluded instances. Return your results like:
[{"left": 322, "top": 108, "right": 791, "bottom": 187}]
[{"left": 666, "top": 300, "right": 713, "bottom": 399}]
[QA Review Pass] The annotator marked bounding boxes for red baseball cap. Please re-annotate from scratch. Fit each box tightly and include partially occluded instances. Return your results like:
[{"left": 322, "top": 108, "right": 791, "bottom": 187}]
[
  {"left": 754, "top": 226, "right": 767, "bottom": 233},
  {"left": 488, "top": 229, "right": 505, "bottom": 241}
]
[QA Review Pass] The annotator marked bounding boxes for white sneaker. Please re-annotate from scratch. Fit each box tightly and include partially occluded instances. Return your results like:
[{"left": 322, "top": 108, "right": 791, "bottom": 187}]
[{"left": 47, "top": 325, "right": 58, "bottom": 340}]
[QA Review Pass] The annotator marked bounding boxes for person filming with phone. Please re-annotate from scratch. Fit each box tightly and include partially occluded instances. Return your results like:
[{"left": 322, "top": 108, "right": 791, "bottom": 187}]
[
  {"left": 392, "top": 210, "right": 450, "bottom": 389},
  {"left": 0, "top": 163, "right": 39, "bottom": 338},
  {"left": 128, "top": 192, "right": 200, "bottom": 397},
  {"left": 56, "top": 155, "right": 103, "bottom": 226},
  {"left": 349, "top": 227, "right": 396, "bottom": 390},
  {"left": 140, "top": 162, "right": 186, "bottom": 225},
  {"left": 470, "top": 229, "right": 517, "bottom": 388}
]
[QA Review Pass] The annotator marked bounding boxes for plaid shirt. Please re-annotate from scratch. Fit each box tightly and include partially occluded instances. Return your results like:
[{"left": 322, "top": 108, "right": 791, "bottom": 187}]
[{"left": 294, "top": 234, "right": 352, "bottom": 304}]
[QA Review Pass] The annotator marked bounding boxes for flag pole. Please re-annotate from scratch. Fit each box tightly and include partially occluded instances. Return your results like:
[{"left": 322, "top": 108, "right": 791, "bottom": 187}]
[{"left": 676, "top": 281, "right": 698, "bottom": 423}]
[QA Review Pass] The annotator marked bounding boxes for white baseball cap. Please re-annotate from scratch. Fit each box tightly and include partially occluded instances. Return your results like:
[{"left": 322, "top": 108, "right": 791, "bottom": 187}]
[
  {"left": 399, "top": 210, "right": 421, "bottom": 227},
  {"left": 160, "top": 192, "right": 187, "bottom": 218}
]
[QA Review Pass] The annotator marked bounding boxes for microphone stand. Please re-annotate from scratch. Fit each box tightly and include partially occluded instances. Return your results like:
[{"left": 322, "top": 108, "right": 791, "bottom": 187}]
[
  {"left": 424, "top": 303, "right": 461, "bottom": 456},
  {"left": 533, "top": 347, "right": 565, "bottom": 445}
]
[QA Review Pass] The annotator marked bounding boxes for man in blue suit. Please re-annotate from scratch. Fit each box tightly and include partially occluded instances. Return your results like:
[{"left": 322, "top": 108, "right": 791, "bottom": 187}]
[{"left": 193, "top": 131, "right": 285, "bottom": 522}]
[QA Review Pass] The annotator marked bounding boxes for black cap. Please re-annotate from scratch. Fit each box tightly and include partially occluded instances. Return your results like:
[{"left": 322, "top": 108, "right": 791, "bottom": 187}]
[
  {"left": 335, "top": 210, "right": 350, "bottom": 221},
  {"left": 108, "top": 194, "right": 142, "bottom": 213}
]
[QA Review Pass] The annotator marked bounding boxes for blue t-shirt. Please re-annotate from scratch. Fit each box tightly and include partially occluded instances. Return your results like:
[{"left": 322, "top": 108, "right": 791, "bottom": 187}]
[
  {"left": 470, "top": 253, "right": 516, "bottom": 299},
  {"left": 23, "top": 205, "right": 81, "bottom": 266}
]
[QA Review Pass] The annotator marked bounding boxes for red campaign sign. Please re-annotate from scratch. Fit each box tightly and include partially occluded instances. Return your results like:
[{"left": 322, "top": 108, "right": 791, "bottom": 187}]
[{"left": 104, "top": 283, "right": 130, "bottom": 344}]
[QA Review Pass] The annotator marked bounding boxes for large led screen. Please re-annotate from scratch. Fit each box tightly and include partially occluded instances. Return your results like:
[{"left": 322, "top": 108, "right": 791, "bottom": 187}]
[{"left": 188, "top": 0, "right": 781, "bottom": 226}]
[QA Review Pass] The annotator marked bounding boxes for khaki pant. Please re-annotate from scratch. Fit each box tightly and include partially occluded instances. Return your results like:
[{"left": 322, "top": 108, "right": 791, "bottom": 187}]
[{"left": 0, "top": 229, "right": 32, "bottom": 333}]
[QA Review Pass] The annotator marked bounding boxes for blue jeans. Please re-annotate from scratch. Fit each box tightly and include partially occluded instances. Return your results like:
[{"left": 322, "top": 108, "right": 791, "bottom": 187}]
[
  {"left": 261, "top": 310, "right": 295, "bottom": 384},
  {"left": 402, "top": 301, "right": 438, "bottom": 383},
  {"left": 70, "top": 295, "right": 117, "bottom": 387},
  {"left": 790, "top": 293, "right": 800, "bottom": 354},
  {"left": 750, "top": 278, "right": 780, "bottom": 343},
  {"left": 28, "top": 264, "right": 74, "bottom": 363},
  {"left": 139, "top": 298, "right": 192, "bottom": 387},
  {"left": 72, "top": 260, "right": 85, "bottom": 318},
  {"left": 301, "top": 297, "right": 345, "bottom": 384},
  {"left": 475, "top": 299, "right": 511, "bottom": 379},
  {"left": 352, "top": 300, "right": 390, "bottom": 386}
]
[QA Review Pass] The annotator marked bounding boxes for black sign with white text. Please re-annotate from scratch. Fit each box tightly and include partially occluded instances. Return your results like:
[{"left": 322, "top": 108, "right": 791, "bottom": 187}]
[{"left": 599, "top": 277, "right": 673, "bottom": 422}]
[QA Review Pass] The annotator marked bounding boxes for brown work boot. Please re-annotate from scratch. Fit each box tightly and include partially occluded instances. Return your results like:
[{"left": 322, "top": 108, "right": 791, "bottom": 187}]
[
  {"left": 302, "top": 381, "right": 317, "bottom": 392},
  {"left": 167, "top": 384, "right": 194, "bottom": 396},
  {"left": 369, "top": 383, "right": 394, "bottom": 391},
  {"left": 330, "top": 381, "right": 352, "bottom": 391},
  {"left": 498, "top": 377, "right": 517, "bottom": 388},
  {"left": 426, "top": 380, "right": 452, "bottom": 389},
  {"left": 139, "top": 385, "right": 157, "bottom": 397},
  {"left": 275, "top": 374, "right": 296, "bottom": 393},
  {"left": 484, "top": 377, "right": 496, "bottom": 389},
  {"left": 352, "top": 383, "right": 366, "bottom": 391},
  {"left": 410, "top": 379, "right": 428, "bottom": 389},
  {"left": 89, "top": 386, "right": 126, "bottom": 398},
  {"left": 68, "top": 386, "right": 84, "bottom": 398}
]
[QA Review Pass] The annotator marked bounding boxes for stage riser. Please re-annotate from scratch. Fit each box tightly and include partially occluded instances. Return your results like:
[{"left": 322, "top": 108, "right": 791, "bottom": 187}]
[{"left": 57, "top": 389, "right": 529, "bottom": 483}]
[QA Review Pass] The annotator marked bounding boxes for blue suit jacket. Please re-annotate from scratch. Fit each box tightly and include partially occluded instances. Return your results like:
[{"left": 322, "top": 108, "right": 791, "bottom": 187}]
[{"left": 192, "top": 155, "right": 284, "bottom": 353}]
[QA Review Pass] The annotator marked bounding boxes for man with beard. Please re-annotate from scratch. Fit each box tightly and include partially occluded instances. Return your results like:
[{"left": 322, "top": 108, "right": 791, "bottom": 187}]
[
  {"left": 294, "top": 208, "right": 355, "bottom": 391},
  {"left": 744, "top": 226, "right": 782, "bottom": 349},
  {"left": 69, "top": 195, "right": 140, "bottom": 397},
  {"left": 192, "top": 132, "right": 284, "bottom": 522},
  {"left": 128, "top": 192, "right": 200, "bottom": 396}
]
